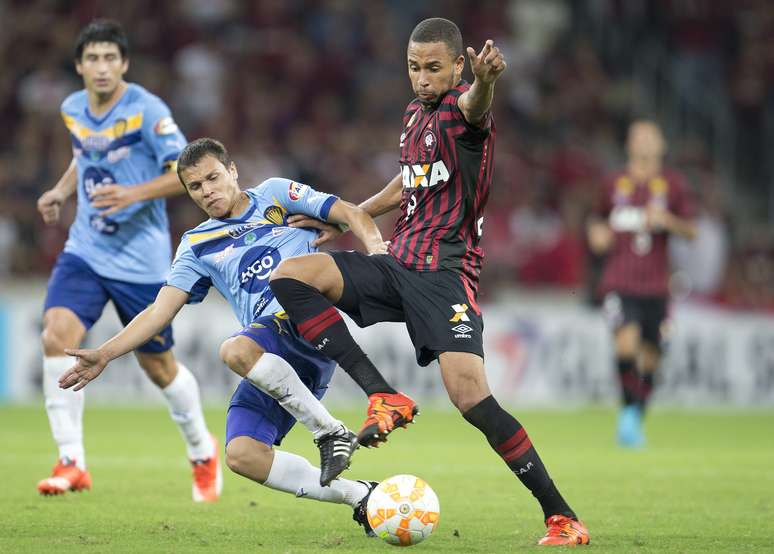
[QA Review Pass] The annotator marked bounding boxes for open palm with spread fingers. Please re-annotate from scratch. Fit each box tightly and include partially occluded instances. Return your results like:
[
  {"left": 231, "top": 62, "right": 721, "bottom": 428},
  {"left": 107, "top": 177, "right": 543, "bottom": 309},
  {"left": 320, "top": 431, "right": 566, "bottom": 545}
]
[
  {"left": 466, "top": 40, "right": 506, "bottom": 84},
  {"left": 59, "top": 348, "right": 110, "bottom": 391}
]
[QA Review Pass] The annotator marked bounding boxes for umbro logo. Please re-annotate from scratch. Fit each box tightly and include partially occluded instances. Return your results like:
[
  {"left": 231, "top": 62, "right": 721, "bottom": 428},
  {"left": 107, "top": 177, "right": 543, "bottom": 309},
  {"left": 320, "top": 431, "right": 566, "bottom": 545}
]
[{"left": 451, "top": 324, "right": 473, "bottom": 335}]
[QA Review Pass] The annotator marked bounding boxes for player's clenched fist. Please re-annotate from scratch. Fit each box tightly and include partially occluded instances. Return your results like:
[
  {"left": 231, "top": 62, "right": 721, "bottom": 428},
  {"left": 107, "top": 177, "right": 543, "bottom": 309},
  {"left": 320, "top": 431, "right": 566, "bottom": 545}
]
[
  {"left": 37, "top": 188, "right": 66, "bottom": 224},
  {"left": 466, "top": 40, "right": 506, "bottom": 83}
]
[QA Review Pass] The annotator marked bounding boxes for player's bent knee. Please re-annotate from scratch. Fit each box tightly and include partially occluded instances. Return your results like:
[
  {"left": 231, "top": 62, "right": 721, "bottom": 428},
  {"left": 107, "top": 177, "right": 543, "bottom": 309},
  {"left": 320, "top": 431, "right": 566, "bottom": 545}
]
[
  {"left": 219, "top": 338, "right": 260, "bottom": 377},
  {"left": 40, "top": 327, "right": 67, "bottom": 356},
  {"left": 41, "top": 309, "right": 85, "bottom": 355},
  {"left": 225, "top": 437, "right": 272, "bottom": 478},
  {"left": 269, "top": 257, "right": 304, "bottom": 282}
]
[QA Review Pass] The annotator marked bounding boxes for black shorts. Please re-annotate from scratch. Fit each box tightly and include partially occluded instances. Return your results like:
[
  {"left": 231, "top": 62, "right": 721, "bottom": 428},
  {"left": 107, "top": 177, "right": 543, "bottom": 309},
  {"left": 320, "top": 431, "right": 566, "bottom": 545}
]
[
  {"left": 603, "top": 292, "right": 668, "bottom": 348},
  {"left": 329, "top": 251, "right": 484, "bottom": 366}
]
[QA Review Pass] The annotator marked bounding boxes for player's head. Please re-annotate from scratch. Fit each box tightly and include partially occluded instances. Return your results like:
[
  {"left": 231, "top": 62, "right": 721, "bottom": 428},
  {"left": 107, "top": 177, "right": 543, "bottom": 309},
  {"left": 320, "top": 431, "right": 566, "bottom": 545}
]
[
  {"left": 177, "top": 138, "right": 242, "bottom": 219},
  {"left": 74, "top": 19, "right": 129, "bottom": 96},
  {"left": 407, "top": 18, "right": 464, "bottom": 106},
  {"left": 627, "top": 120, "right": 666, "bottom": 166}
]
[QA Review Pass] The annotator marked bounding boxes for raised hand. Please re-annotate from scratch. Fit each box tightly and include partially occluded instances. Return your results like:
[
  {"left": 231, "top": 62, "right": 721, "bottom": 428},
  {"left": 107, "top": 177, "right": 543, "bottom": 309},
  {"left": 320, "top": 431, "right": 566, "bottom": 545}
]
[
  {"left": 466, "top": 40, "right": 506, "bottom": 84},
  {"left": 90, "top": 184, "right": 140, "bottom": 216},
  {"left": 59, "top": 348, "right": 110, "bottom": 391}
]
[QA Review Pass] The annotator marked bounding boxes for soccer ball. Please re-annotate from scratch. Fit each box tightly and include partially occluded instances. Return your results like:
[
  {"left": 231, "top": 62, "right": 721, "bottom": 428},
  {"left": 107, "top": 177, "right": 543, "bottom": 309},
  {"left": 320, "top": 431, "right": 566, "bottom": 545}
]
[{"left": 366, "top": 474, "right": 440, "bottom": 546}]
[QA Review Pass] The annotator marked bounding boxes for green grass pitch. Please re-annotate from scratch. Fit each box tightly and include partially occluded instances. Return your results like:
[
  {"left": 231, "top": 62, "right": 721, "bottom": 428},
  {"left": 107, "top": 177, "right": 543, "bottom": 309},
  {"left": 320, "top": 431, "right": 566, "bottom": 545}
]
[{"left": 0, "top": 405, "right": 771, "bottom": 552}]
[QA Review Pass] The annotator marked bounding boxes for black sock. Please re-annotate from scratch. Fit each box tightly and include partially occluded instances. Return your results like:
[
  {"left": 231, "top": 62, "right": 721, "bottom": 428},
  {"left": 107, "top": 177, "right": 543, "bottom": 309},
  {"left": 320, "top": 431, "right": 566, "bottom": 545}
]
[
  {"left": 463, "top": 395, "right": 575, "bottom": 520},
  {"left": 270, "top": 278, "right": 396, "bottom": 395},
  {"left": 617, "top": 358, "right": 639, "bottom": 407},
  {"left": 638, "top": 372, "right": 655, "bottom": 413}
]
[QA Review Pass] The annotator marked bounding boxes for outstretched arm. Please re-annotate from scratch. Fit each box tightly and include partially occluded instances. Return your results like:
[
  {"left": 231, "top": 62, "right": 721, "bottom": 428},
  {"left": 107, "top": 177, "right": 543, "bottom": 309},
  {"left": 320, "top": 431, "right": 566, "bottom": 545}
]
[
  {"left": 359, "top": 172, "right": 403, "bottom": 217},
  {"left": 59, "top": 286, "right": 189, "bottom": 391},
  {"left": 458, "top": 40, "right": 507, "bottom": 127}
]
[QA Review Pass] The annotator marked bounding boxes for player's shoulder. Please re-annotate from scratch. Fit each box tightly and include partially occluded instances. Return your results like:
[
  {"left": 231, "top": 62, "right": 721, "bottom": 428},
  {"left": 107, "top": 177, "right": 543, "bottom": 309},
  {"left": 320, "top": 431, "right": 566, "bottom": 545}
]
[
  {"left": 124, "top": 83, "right": 172, "bottom": 114},
  {"left": 60, "top": 89, "right": 87, "bottom": 113},
  {"left": 250, "top": 177, "right": 305, "bottom": 199}
]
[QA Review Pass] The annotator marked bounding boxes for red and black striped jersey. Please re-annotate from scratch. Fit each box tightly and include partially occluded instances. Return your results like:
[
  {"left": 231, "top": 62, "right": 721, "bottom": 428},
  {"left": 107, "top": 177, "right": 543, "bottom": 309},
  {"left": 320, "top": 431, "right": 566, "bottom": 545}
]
[
  {"left": 595, "top": 168, "right": 695, "bottom": 297},
  {"left": 388, "top": 81, "right": 496, "bottom": 288}
]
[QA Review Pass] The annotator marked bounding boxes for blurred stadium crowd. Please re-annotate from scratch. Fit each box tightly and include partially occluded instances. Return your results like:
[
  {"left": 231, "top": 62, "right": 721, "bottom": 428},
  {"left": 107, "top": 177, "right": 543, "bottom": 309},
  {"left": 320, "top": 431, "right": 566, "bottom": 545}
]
[{"left": 1, "top": 0, "right": 774, "bottom": 310}]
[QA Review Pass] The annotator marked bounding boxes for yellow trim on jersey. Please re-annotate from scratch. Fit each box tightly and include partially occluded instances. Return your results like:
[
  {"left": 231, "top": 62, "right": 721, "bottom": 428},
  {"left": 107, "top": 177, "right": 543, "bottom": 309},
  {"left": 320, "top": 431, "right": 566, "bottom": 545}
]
[
  {"left": 187, "top": 228, "right": 232, "bottom": 245},
  {"left": 62, "top": 111, "right": 143, "bottom": 140}
]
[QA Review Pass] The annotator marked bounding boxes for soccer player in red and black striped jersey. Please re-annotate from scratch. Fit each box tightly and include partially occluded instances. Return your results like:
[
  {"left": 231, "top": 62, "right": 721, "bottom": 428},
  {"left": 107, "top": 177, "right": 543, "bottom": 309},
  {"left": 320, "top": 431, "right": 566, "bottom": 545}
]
[
  {"left": 588, "top": 120, "right": 696, "bottom": 447},
  {"left": 270, "top": 18, "right": 589, "bottom": 546}
]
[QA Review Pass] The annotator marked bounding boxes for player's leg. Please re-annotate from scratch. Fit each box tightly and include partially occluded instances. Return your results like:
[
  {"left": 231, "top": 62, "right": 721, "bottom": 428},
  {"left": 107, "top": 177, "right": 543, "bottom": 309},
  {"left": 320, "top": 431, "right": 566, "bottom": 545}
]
[
  {"left": 225, "top": 389, "right": 378, "bottom": 535},
  {"left": 439, "top": 352, "right": 589, "bottom": 546},
  {"left": 636, "top": 297, "right": 668, "bottom": 416},
  {"left": 221, "top": 317, "right": 356, "bottom": 485},
  {"left": 613, "top": 322, "right": 646, "bottom": 447},
  {"left": 638, "top": 342, "right": 660, "bottom": 413},
  {"left": 38, "top": 253, "right": 106, "bottom": 494},
  {"left": 604, "top": 293, "right": 646, "bottom": 447},
  {"left": 269, "top": 252, "right": 417, "bottom": 446},
  {"left": 269, "top": 253, "right": 395, "bottom": 394}
]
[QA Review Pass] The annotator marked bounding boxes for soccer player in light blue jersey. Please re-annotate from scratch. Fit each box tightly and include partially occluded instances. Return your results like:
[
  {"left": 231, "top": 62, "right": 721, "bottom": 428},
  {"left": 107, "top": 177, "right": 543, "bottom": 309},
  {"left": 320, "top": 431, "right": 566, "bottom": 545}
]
[
  {"left": 35, "top": 20, "right": 220, "bottom": 500},
  {"left": 59, "top": 138, "right": 388, "bottom": 534}
]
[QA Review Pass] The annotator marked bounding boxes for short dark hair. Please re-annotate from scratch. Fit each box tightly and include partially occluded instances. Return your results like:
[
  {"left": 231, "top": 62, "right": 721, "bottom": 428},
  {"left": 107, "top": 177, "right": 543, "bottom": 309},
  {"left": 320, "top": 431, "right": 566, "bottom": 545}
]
[
  {"left": 177, "top": 138, "right": 232, "bottom": 185},
  {"left": 409, "top": 18, "right": 463, "bottom": 58},
  {"left": 75, "top": 19, "right": 129, "bottom": 61}
]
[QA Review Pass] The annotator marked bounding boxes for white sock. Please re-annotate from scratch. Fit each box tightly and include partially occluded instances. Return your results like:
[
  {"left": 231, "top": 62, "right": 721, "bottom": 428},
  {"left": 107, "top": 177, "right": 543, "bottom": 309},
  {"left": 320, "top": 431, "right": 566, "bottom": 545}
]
[
  {"left": 161, "top": 363, "right": 214, "bottom": 460},
  {"left": 264, "top": 450, "right": 369, "bottom": 507},
  {"left": 245, "top": 353, "right": 342, "bottom": 439},
  {"left": 44, "top": 356, "right": 85, "bottom": 470}
]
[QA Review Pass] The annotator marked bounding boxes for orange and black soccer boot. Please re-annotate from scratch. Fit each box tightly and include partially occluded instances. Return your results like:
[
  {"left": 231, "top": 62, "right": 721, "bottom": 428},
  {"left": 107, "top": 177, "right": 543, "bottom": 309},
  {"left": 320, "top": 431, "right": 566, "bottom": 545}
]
[
  {"left": 37, "top": 457, "right": 92, "bottom": 495},
  {"left": 538, "top": 515, "right": 590, "bottom": 546},
  {"left": 357, "top": 391, "right": 418, "bottom": 447}
]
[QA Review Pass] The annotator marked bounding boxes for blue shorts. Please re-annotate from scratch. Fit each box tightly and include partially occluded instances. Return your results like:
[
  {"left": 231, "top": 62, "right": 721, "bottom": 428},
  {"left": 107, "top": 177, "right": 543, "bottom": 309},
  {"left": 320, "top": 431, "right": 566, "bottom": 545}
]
[
  {"left": 44, "top": 252, "right": 173, "bottom": 353},
  {"left": 225, "top": 313, "right": 336, "bottom": 447}
]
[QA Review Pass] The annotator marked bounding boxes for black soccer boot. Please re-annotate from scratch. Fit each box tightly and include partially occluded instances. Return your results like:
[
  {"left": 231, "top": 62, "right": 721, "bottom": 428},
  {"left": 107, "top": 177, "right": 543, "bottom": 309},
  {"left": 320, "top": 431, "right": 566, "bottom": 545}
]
[
  {"left": 352, "top": 480, "right": 379, "bottom": 537},
  {"left": 316, "top": 426, "right": 359, "bottom": 486}
]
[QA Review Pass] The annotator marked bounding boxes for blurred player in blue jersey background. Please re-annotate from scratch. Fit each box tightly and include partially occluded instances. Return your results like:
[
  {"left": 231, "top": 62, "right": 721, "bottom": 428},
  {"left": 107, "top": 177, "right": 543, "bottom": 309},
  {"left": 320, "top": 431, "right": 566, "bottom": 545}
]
[{"left": 35, "top": 19, "right": 220, "bottom": 501}]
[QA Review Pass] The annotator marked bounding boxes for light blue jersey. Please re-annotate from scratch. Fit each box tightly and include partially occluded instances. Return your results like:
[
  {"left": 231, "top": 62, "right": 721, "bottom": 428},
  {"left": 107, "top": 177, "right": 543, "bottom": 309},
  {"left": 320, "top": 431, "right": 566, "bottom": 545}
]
[
  {"left": 167, "top": 178, "right": 337, "bottom": 325},
  {"left": 61, "top": 83, "right": 186, "bottom": 283}
]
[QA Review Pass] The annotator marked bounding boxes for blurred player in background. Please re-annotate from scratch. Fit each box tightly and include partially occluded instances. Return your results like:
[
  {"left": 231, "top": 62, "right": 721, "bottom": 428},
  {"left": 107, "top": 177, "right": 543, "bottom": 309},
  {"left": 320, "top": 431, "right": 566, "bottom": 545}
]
[
  {"left": 60, "top": 138, "right": 390, "bottom": 535},
  {"left": 271, "top": 18, "right": 589, "bottom": 546},
  {"left": 587, "top": 120, "right": 696, "bottom": 447},
  {"left": 35, "top": 20, "right": 220, "bottom": 500}
]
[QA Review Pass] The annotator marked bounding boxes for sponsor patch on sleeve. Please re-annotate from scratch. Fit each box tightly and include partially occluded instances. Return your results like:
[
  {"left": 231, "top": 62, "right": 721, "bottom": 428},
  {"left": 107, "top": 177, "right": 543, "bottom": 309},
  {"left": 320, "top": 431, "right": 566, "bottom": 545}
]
[
  {"left": 288, "top": 182, "right": 308, "bottom": 201},
  {"left": 154, "top": 116, "right": 179, "bottom": 135}
]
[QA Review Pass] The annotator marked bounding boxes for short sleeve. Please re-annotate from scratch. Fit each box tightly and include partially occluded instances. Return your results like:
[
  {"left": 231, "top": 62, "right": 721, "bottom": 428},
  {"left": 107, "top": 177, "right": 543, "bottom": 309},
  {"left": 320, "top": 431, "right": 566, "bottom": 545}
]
[
  {"left": 141, "top": 94, "right": 187, "bottom": 172},
  {"left": 259, "top": 178, "right": 338, "bottom": 222},
  {"left": 442, "top": 85, "right": 493, "bottom": 137},
  {"left": 166, "top": 238, "right": 212, "bottom": 304}
]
